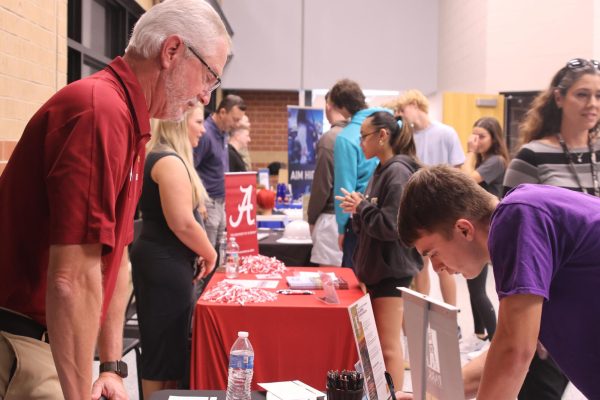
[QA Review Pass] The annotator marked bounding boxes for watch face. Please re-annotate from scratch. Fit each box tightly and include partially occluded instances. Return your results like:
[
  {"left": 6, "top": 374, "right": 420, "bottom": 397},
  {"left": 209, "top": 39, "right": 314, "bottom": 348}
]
[{"left": 118, "top": 361, "right": 128, "bottom": 378}]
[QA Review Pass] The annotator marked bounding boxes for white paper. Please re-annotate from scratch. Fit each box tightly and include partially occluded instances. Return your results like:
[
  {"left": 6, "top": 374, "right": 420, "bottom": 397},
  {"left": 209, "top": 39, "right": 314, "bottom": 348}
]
[
  {"left": 223, "top": 279, "right": 279, "bottom": 289},
  {"left": 168, "top": 397, "right": 217, "bottom": 400},
  {"left": 257, "top": 232, "right": 270, "bottom": 241},
  {"left": 275, "top": 237, "right": 312, "bottom": 244},
  {"left": 255, "top": 273, "right": 282, "bottom": 280},
  {"left": 347, "top": 294, "right": 391, "bottom": 400},
  {"left": 259, "top": 380, "right": 324, "bottom": 400},
  {"left": 297, "top": 271, "right": 336, "bottom": 279}
]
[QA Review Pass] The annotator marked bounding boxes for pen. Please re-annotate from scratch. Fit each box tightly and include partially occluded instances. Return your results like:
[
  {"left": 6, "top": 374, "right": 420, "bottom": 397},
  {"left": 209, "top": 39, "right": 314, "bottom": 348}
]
[
  {"left": 385, "top": 371, "right": 397, "bottom": 400},
  {"left": 276, "top": 289, "right": 314, "bottom": 295}
]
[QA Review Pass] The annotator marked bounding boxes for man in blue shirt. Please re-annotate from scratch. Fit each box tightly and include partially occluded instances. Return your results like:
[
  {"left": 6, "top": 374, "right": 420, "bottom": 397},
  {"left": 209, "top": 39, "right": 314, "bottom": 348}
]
[
  {"left": 330, "top": 79, "right": 390, "bottom": 267},
  {"left": 194, "top": 94, "right": 246, "bottom": 247}
]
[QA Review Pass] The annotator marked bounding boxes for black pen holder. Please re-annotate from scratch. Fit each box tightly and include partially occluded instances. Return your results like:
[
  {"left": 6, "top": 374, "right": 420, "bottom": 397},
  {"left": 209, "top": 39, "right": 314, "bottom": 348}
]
[{"left": 326, "top": 387, "right": 364, "bottom": 400}]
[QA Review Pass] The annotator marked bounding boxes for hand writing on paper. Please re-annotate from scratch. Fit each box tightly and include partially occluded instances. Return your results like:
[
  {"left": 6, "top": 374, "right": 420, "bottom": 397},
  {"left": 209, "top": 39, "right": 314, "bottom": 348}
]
[{"left": 335, "top": 187, "right": 364, "bottom": 214}]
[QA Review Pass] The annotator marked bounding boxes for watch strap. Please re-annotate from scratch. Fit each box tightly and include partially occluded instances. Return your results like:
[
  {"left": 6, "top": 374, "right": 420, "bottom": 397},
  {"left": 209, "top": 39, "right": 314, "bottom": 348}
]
[{"left": 99, "top": 360, "right": 128, "bottom": 378}]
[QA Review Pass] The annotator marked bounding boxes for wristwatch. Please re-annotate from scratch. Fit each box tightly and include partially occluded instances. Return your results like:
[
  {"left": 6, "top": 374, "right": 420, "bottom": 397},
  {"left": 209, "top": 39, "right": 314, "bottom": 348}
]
[{"left": 99, "top": 360, "right": 128, "bottom": 378}]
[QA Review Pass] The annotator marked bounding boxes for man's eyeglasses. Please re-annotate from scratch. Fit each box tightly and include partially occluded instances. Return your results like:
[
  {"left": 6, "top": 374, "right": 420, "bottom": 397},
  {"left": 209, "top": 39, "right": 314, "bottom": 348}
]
[
  {"left": 566, "top": 58, "right": 600, "bottom": 71},
  {"left": 359, "top": 130, "right": 379, "bottom": 142},
  {"left": 185, "top": 42, "right": 222, "bottom": 93}
]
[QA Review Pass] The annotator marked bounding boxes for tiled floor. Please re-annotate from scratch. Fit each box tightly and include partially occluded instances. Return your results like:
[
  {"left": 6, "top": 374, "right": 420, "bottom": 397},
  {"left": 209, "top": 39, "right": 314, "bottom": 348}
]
[{"left": 105, "top": 263, "right": 586, "bottom": 399}]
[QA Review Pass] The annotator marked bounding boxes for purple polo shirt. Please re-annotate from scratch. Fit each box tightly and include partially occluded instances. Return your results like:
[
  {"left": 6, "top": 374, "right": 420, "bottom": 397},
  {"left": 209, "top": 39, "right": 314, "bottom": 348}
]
[
  {"left": 193, "top": 115, "right": 228, "bottom": 199},
  {"left": 489, "top": 184, "right": 600, "bottom": 398}
]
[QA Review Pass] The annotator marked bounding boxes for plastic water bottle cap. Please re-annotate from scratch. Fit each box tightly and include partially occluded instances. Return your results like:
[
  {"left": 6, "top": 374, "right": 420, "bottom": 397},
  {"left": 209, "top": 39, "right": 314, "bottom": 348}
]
[{"left": 238, "top": 331, "right": 249, "bottom": 338}]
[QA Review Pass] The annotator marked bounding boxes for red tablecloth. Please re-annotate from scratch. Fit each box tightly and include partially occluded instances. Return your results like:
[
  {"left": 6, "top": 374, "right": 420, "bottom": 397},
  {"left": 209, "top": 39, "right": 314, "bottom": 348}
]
[{"left": 190, "top": 267, "right": 363, "bottom": 390}]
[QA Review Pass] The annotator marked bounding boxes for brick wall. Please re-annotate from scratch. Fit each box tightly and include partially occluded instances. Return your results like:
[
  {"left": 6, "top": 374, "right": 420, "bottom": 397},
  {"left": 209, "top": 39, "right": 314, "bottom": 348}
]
[
  {"left": 0, "top": 0, "right": 68, "bottom": 175},
  {"left": 0, "top": 140, "right": 17, "bottom": 175},
  {"left": 232, "top": 90, "right": 299, "bottom": 170}
]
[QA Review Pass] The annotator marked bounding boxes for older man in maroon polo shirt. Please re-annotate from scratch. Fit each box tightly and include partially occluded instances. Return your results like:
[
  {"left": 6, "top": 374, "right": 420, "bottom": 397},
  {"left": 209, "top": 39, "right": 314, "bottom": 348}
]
[{"left": 0, "top": 1, "right": 230, "bottom": 399}]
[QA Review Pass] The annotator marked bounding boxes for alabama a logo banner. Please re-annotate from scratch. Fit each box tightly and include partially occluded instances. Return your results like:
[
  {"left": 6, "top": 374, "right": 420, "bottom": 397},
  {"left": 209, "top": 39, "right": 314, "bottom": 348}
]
[{"left": 225, "top": 172, "right": 258, "bottom": 256}]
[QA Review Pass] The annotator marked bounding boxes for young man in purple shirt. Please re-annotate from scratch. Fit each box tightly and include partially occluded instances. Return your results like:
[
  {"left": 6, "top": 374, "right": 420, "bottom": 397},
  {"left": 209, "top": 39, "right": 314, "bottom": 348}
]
[{"left": 397, "top": 165, "right": 600, "bottom": 399}]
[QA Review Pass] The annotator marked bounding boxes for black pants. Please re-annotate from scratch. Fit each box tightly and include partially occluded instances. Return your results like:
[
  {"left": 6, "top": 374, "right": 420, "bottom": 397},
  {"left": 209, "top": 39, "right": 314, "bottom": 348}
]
[
  {"left": 466, "top": 265, "right": 496, "bottom": 339},
  {"left": 341, "top": 221, "right": 357, "bottom": 268},
  {"left": 518, "top": 353, "right": 569, "bottom": 399}
]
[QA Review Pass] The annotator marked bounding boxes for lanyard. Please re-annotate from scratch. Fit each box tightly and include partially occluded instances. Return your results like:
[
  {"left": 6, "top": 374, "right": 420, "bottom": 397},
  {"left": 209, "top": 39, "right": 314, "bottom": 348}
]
[{"left": 556, "top": 133, "right": 600, "bottom": 197}]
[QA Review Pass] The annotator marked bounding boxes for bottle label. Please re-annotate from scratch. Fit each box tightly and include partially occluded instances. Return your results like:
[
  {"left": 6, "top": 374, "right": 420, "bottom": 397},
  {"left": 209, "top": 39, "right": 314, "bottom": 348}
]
[
  {"left": 229, "top": 354, "right": 254, "bottom": 369},
  {"left": 226, "top": 254, "right": 239, "bottom": 266}
]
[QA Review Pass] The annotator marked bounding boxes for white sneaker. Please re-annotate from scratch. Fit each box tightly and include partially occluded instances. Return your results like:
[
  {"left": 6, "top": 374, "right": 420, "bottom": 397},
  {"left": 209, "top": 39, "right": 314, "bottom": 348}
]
[
  {"left": 460, "top": 335, "right": 489, "bottom": 355},
  {"left": 467, "top": 344, "right": 490, "bottom": 361}
]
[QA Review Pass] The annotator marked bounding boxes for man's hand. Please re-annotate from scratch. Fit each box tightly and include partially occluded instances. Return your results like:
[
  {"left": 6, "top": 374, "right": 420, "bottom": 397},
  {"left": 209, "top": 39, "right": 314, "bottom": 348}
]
[
  {"left": 395, "top": 391, "right": 413, "bottom": 399},
  {"left": 91, "top": 373, "right": 128, "bottom": 400},
  {"left": 199, "top": 205, "right": 208, "bottom": 221}
]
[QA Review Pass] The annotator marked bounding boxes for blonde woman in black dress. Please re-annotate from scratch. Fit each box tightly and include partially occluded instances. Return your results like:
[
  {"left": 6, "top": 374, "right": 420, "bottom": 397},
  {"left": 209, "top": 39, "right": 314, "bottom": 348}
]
[{"left": 131, "top": 104, "right": 216, "bottom": 399}]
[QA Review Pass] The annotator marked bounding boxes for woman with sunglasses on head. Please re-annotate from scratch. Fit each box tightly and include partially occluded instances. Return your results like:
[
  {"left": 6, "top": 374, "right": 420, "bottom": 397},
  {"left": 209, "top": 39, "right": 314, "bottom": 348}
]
[
  {"left": 504, "top": 58, "right": 600, "bottom": 196},
  {"left": 496, "top": 58, "right": 600, "bottom": 399},
  {"left": 459, "top": 117, "right": 508, "bottom": 350},
  {"left": 130, "top": 103, "right": 217, "bottom": 399},
  {"left": 337, "top": 111, "right": 423, "bottom": 391}
]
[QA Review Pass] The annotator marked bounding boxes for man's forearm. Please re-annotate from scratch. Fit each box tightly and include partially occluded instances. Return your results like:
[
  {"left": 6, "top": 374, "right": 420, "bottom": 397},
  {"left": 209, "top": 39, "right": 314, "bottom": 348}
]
[
  {"left": 97, "top": 249, "right": 129, "bottom": 362},
  {"left": 476, "top": 338, "right": 533, "bottom": 399},
  {"left": 46, "top": 244, "right": 103, "bottom": 399},
  {"left": 476, "top": 295, "right": 541, "bottom": 399}
]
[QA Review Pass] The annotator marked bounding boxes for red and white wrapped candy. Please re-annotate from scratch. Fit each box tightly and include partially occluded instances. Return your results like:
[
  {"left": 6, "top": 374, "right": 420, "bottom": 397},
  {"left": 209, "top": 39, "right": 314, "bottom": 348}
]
[
  {"left": 201, "top": 281, "right": 278, "bottom": 305},
  {"left": 238, "top": 255, "right": 287, "bottom": 274}
]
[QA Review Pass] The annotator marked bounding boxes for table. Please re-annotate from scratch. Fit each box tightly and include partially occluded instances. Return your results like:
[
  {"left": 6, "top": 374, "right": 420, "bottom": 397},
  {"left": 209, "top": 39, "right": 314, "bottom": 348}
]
[
  {"left": 149, "top": 390, "right": 266, "bottom": 400},
  {"left": 258, "top": 230, "right": 314, "bottom": 266},
  {"left": 191, "top": 267, "right": 363, "bottom": 391}
]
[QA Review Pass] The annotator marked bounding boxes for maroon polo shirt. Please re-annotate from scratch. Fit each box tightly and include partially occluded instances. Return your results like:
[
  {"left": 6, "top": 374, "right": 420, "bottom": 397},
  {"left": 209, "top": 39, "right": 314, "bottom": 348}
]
[{"left": 0, "top": 57, "right": 151, "bottom": 326}]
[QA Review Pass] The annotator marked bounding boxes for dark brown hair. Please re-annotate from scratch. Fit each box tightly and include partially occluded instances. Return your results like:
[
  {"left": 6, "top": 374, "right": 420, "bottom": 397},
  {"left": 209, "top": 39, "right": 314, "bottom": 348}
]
[
  {"left": 473, "top": 117, "right": 510, "bottom": 167},
  {"left": 217, "top": 94, "right": 247, "bottom": 112},
  {"left": 329, "top": 79, "right": 367, "bottom": 116},
  {"left": 397, "top": 165, "right": 496, "bottom": 246},
  {"left": 519, "top": 60, "right": 600, "bottom": 144}
]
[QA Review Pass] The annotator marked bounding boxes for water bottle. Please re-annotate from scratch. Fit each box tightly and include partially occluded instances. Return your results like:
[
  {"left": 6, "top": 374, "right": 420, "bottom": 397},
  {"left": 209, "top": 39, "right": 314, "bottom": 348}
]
[
  {"left": 225, "top": 236, "right": 240, "bottom": 278},
  {"left": 226, "top": 331, "right": 254, "bottom": 400},
  {"left": 218, "top": 231, "right": 228, "bottom": 268}
]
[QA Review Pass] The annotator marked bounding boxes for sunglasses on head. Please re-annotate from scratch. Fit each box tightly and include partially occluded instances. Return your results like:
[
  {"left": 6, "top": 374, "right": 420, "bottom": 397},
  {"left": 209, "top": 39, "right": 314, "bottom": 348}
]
[{"left": 566, "top": 58, "right": 600, "bottom": 71}]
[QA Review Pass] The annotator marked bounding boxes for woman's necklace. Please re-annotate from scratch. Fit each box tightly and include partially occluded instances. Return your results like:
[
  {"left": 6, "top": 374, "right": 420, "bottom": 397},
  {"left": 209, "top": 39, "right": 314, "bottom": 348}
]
[{"left": 556, "top": 133, "right": 599, "bottom": 197}]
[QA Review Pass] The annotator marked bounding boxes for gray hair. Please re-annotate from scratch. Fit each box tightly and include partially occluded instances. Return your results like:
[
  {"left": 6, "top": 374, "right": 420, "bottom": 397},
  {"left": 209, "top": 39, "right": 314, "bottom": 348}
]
[{"left": 126, "top": 0, "right": 230, "bottom": 59}]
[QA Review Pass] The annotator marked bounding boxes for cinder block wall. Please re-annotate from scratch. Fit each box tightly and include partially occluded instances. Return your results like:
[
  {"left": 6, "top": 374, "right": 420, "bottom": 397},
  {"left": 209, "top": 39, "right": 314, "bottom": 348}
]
[{"left": 0, "top": 0, "right": 68, "bottom": 175}]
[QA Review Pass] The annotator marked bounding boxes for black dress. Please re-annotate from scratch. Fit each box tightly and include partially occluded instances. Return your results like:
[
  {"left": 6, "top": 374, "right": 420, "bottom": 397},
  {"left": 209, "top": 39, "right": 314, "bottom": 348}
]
[
  {"left": 228, "top": 145, "right": 247, "bottom": 172},
  {"left": 130, "top": 151, "right": 201, "bottom": 380}
]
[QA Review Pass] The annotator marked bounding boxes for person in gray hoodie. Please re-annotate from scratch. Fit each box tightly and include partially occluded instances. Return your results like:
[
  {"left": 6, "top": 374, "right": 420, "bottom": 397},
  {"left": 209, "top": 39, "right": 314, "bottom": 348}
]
[{"left": 337, "top": 111, "right": 423, "bottom": 390}]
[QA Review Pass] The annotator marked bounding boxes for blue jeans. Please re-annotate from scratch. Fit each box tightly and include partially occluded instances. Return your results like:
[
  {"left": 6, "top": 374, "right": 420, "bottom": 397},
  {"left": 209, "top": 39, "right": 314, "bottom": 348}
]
[{"left": 341, "top": 221, "right": 357, "bottom": 268}]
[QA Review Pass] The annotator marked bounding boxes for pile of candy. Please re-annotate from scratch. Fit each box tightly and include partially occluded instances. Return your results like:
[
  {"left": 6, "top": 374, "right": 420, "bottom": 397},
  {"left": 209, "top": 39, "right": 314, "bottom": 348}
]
[
  {"left": 238, "top": 254, "right": 287, "bottom": 274},
  {"left": 201, "top": 281, "right": 278, "bottom": 305}
]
